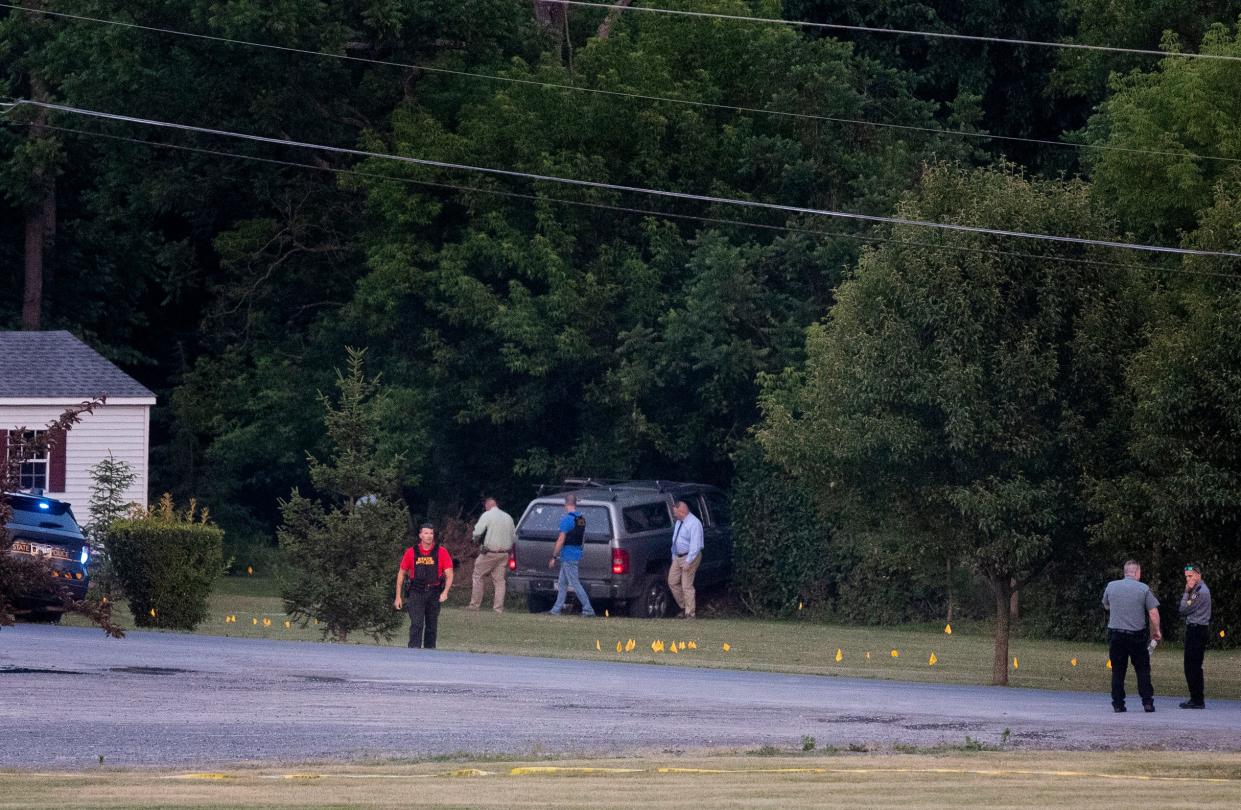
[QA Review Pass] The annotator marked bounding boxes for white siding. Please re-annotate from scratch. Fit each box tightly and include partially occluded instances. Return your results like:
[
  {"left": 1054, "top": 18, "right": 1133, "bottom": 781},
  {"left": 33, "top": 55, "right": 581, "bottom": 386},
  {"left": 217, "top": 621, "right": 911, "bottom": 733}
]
[{"left": 2, "top": 403, "right": 150, "bottom": 525}]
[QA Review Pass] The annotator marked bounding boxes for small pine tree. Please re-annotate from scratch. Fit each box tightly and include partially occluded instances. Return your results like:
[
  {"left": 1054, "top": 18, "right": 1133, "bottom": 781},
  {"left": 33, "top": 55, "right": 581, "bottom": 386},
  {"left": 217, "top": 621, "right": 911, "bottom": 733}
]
[
  {"left": 85, "top": 452, "right": 138, "bottom": 597},
  {"left": 278, "top": 348, "right": 410, "bottom": 642}
]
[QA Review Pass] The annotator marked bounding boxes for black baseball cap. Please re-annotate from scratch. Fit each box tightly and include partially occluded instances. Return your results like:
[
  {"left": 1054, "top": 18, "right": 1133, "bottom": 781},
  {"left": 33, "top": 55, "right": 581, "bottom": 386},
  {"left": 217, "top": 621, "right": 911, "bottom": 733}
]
[{"left": 1184, "top": 563, "right": 1202, "bottom": 573}]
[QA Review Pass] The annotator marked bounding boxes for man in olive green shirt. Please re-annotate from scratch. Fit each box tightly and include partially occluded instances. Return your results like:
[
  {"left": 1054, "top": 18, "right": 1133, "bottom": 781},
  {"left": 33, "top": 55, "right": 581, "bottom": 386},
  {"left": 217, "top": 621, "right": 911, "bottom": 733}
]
[{"left": 468, "top": 497, "right": 516, "bottom": 613}]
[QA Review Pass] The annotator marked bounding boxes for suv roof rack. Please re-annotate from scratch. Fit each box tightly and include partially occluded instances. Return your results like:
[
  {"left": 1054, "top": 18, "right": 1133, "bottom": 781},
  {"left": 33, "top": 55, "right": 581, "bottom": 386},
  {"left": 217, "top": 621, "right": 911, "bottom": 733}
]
[
  {"left": 535, "top": 478, "right": 681, "bottom": 497},
  {"left": 536, "top": 478, "right": 622, "bottom": 496},
  {"left": 562, "top": 477, "right": 625, "bottom": 488},
  {"left": 598, "top": 481, "right": 675, "bottom": 493}
]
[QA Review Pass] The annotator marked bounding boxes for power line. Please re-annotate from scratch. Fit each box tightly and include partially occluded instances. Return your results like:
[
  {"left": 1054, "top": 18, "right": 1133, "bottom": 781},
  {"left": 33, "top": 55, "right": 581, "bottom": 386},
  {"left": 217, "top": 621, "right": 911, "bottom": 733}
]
[
  {"left": 22, "top": 120, "right": 1241, "bottom": 281},
  {"left": 2, "top": 3, "right": 1236, "bottom": 166},
  {"left": 552, "top": 1, "right": 1241, "bottom": 62},
  {"left": 4, "top": 98, "right": 1240, "bottom": 261}
]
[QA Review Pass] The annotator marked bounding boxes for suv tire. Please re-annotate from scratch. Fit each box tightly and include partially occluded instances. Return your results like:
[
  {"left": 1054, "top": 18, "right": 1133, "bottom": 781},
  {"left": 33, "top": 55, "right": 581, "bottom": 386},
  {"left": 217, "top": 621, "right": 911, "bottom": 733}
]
[
  {"left": 526, "top": 592, "right": 555, "bottom": 614},
  {"left": 628, "top": 573, "right": 672, "bottom": 619}
]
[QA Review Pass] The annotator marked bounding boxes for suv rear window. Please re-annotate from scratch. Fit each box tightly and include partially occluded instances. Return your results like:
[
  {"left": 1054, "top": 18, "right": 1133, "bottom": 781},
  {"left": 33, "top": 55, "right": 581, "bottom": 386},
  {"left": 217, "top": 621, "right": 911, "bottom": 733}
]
[
  {"left": 520, "top": 503, "right": 613, "bottom": 542},
  {"left": 622, "top": 502, "right": 671, "bottom": 534},
  {"left": 7, "top": 498, "right": 80, "bottom": 531}
]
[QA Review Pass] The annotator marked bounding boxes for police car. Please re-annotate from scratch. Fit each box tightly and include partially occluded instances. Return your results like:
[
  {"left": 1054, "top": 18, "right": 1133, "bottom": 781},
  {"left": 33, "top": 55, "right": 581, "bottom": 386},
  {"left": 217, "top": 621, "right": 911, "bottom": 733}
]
[{"left": 4, "top": 490, "right": 91, "bottom": 620}]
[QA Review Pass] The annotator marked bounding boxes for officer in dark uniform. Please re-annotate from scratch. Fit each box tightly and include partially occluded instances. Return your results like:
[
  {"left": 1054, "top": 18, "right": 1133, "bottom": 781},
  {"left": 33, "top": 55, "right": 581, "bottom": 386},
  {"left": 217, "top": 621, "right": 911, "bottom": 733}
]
[
  {"left": 394, "top": 523, "right": 454, "bottom": 648},
  {"left": 1179, "top": 563, "right": 1212, "bottom": 709},
  {"left": 1101, "top": 559, "right": 1162, "bottom": 713}
]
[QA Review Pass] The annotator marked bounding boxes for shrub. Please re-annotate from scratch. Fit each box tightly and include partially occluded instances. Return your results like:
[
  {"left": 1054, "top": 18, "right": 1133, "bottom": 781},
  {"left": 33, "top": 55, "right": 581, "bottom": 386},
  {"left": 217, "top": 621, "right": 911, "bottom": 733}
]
[
  {"left": 109, "top": 495, "right": 224, "bottom": 630},
  {"left": 731, "top": 441, "right": 988, "bottom": 624},
  {"left": 430, "top": 514, "right": 476, "bottom": 583},
  {"left": 221, "top": 533, "right": 285, "bottom": 578},
  {"left": 730, "top": 441, "right": 831, "bottom": 615}
]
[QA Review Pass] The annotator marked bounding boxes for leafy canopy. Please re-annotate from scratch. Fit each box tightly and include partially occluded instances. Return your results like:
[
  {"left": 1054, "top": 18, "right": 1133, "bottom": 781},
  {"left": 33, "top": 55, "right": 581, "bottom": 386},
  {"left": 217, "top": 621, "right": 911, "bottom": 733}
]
[{"left": 758, "top": 163, "right": 1147, "bottom": 682}]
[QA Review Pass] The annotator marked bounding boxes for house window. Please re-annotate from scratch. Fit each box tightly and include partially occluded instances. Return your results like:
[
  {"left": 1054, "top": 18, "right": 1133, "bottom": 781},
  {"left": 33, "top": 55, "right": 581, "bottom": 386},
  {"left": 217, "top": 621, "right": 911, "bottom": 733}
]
[{"left": 6, "top": 430, "right": 49, "bottom": 491}]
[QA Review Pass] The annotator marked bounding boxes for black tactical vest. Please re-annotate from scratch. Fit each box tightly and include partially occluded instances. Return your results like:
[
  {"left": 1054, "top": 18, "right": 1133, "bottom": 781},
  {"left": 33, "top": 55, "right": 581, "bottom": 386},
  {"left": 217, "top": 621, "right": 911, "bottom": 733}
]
[
  {"left": 409, "top": 544, "right": 442, "bottom": 589},
  {"left": 565, "top": 512, "right": 586, "bottom": 548}
]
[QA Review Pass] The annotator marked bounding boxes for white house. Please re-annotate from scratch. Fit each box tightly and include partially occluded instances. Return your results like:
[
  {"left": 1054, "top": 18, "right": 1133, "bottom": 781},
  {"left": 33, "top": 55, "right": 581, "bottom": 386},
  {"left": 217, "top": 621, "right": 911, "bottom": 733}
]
[{"left": 0, "top": 331, "right": 155, "bottom": 525}]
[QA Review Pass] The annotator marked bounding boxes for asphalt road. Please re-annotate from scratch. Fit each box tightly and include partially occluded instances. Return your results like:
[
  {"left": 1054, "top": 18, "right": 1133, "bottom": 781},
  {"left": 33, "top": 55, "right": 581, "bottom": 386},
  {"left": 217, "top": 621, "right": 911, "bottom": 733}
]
[{"left": 3, "top": 624, "right": 1240, "bottom": 769}]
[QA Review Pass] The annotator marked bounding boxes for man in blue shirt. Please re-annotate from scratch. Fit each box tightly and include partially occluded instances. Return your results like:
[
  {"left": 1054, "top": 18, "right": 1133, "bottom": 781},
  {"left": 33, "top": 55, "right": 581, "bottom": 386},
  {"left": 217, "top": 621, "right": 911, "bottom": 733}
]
[
  {"left": 547, "top": 495, "right": 596, "bottom": 617},
  {"left": 668, "top": 500, "right": 704, "bottom": 618}
]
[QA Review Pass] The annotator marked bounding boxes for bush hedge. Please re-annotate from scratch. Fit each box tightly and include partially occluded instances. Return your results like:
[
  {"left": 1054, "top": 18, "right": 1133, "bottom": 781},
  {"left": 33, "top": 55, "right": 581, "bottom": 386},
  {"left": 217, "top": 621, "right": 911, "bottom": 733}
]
[
  {"left": 729, "top": 441, "right": 832, "bottom": 615},
  {"left": 109, "top": 497, "right": 224, "bottom": 630},
  {"left": 730, "top": 442, "right": 993, "bottom": 624}
]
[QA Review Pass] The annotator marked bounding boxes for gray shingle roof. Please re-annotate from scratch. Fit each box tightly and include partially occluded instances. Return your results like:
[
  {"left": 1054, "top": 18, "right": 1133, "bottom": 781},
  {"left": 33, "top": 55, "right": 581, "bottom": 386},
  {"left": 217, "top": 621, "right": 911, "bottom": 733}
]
[{"left": 0, "top": 331, "right": 155, "bottom": 400}]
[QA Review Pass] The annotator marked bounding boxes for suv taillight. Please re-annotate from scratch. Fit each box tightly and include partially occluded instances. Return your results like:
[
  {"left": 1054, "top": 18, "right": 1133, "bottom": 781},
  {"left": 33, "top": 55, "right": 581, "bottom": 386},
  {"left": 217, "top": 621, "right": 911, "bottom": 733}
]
[
  {"left": 611, "top": 548, "right": 629, "bottom": 576},
  {"left": 507, "top": 549, "right": 516, "bottom": 571}
]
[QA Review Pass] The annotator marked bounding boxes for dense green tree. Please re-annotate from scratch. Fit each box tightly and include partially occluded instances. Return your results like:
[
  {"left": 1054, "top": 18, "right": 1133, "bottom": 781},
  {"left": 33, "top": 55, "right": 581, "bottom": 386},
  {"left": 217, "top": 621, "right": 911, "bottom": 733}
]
[
  {"left": 1, "top": 1, "right": 540, "bottom": 537},
  {"left": 1083, "top": 22, "right": 1241, "bottom": 240},
  {"left": 757, "top": 164, "right": 1148, "bottom": 683},
  {"left": 1087, "top": 187, "right": 1241, "bottom": 644},
  {"left": 312, "top": 0, "right": 960, "bottom": 517},
  {"left": 1056, "top": 1, "right": 1241, "bottom": 99},
  {"left": 786, "top": 0, "right": 1088, "bottom": 173}
]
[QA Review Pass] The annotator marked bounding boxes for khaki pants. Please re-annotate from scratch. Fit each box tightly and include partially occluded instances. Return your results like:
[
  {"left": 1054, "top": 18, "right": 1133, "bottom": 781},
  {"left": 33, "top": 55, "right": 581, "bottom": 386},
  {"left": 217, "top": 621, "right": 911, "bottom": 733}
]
[
  {"left": 469, "top": 550, "right": 509, "bottom": 612},
  {"left": 667, "top": 554, "right": 702, "bottom": 617}
]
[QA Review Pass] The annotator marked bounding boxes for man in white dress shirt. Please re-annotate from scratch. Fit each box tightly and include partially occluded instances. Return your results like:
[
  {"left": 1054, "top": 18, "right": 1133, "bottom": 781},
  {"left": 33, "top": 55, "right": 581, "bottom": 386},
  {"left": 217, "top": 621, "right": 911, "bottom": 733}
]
[{"left": 667, "top": 500, "right": 704, "bottom": 618}]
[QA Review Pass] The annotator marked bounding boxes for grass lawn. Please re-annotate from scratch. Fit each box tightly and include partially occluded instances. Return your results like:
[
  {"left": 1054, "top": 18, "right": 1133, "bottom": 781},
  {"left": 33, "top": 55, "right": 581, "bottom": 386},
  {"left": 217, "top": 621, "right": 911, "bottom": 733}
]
[
  {"left": 65, "top": 576, "right": 1241, "bottom": 699},
  {"left": 4, "top": 751, "right": 1241, "bottom": 809}
]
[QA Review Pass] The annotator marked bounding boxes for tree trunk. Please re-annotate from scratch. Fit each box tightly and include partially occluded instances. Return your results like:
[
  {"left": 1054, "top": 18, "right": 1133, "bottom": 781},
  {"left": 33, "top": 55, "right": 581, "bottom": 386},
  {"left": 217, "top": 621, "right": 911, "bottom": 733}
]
[
  {"left": 23, "top": 205, "right": 47, "bottom": 330},
  {"left": 532, "top": 0, "right": 566, "bottom": 33},
  {"left": 22, "top": 70, "right": 55, "bottom": 331},
  {"left": 1009, "top": 577, "right": 1019, "bottom": 622},
  {"left": 945, "top": 558, "right": 954, "bottom": 623},
  {"left": 533, "top": 0, "right": 572, "bottom": 66},
  {"left": 990, "top": 574, "right": 1012, "bottom": 686},
  {"left": 596, "top": 0, "right": 633, "bottom": 39}
]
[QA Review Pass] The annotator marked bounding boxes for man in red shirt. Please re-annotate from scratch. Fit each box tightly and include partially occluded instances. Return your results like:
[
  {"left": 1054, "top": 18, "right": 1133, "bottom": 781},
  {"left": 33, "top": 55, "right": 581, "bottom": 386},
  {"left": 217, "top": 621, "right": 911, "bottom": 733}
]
[{"left": 394, "top": 523, "right": 454, "bottom": 648}]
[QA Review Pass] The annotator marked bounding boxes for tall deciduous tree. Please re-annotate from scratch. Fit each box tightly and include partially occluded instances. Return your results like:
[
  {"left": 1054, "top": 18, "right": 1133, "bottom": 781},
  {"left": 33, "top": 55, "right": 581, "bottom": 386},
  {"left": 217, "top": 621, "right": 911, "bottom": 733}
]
[
  {"left": 1088, "top": 186, "right": 1241, "bottom": 642},
  {"left": 278, "top": 348, "right": 410, "bottom": 643},
  {"left": 318, "top": 0, "right": 955, "bottom": 517},
  {"left": 1079, "top": 20, "right": 1241, "bottom": 640},
  {"left": 1083, "top": 22, "right": 1241, "bottom": 240},
  {"left": 758, "top": 164, "right": 1146, "bottom": 684},
  {"left": 1056, "top": 1, "right": 1241, "bottom": 99},
  {"left": 786, "top": 0, "right": 1080, "bottom": 172}
]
